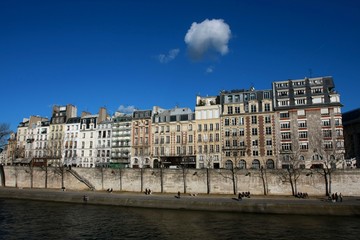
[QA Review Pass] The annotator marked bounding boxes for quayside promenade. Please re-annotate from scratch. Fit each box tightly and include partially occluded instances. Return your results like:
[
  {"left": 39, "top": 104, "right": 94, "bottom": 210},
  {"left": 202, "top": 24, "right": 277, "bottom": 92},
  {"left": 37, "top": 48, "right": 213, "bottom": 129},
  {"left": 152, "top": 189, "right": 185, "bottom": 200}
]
[{"left": 1, "top": 187, "right": 360, "bottom": 216}]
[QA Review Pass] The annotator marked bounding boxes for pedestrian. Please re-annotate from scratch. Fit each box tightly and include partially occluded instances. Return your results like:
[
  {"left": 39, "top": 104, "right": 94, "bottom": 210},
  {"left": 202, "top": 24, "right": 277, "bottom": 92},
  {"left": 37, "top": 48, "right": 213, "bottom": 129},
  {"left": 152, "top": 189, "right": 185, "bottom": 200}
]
[
  {"left": 177, "top": 191, "right": 181, "bottom": 199},
  {"left": 339, "top": 193, "right": 343, "bottom": 202},
  {"left": 238, "top": 192, "right": 242, "bottom": 201}
]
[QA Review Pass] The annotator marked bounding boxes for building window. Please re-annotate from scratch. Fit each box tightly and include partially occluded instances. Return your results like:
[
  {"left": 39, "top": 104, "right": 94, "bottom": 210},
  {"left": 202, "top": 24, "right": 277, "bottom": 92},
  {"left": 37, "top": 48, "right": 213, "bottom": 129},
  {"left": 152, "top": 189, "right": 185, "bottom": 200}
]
[
  {"left": 252, "top": 150, "right": 259, "bottom": 156},
  {"left": 266, "top": 127, "right": 272, "bottom": 135},
  {"left": 225, "top": 160, "right": 233, "bottom": 169},
  {"left": 299, "top": 131, "right": 308, "bottom": 139},
  {"left": 239, "top": 117, "right": 244, "bottom": 125},
  {"left": 231, "top": 118, "right": 237, "bottom": 126},
  {"left": 280, "top": 122, "right": 290, "bottom": 129},
  {"left": 280, "top": 112, "right": 289, "bottom": 118},
  {"left": 235, "top": 107, "right": 240, "bottom": 114},
  {"left": 295, "top": 98, "right": 306, "bottom": 105},
  {"left": 252, "top": 128, "right": 258, "bottom": 136},
  {"left": 250, "top": 105, "right": 257, "bottom": 113},
  {"left": 251, "top": 116, "right": 257, "bottom": 124},
  {"left": 323, "top": 129, "right": 332, "bottom": 138},
  {"left": 265, "top": 116, "right": 271, "bottom": 123},
  {"left": 239, "top": 129, "right": 244, "bottom": 136},
  {"left": 228, "top": 106, "right": 233, "bottom": 114},
  {"left": 322, "top": 119, "right": 330, "bottom": 126},
  {"left": 225, "top": 129, "right": 230, "bottom": 137},
  {"left": 239, "top": 160, "right": 246, "bottom": 169},
  {"left": 324, "top": 141, "right": 333, "bottom": 149},
  {"left": 263, "top": 91, "right": 270, "bottom": 99},
  {"left": 298, "top": 121, "right": 307, "bottom": 128},
  {"left": 281, "top": 132, "right": 291, "bottom": 140},
  {"left": 266, "top": 159, "right": 275, "bottom": 169},
  {"left": 232, "top": 129, "right": 237, "bottom": 137},
  {"left": 295, "top": 89, "right": 305, "bottom": 95},
  {"left": 252, "top": 160, "right": 260, "bottom": 169},
  {"left": 266, "top": 150, "right": 273, "bottom": 156},
  {"left": 264, "top": 103, "right": 271, "bottom": 112},
  {"left": 300, "top": 142, "right": 308, "bottom": 150},
  {"left": 224, "top": 118, "right": 230, "bottom": 126},
  {"left": 281, "top": 143, "right": 292, "bottom": 151}
]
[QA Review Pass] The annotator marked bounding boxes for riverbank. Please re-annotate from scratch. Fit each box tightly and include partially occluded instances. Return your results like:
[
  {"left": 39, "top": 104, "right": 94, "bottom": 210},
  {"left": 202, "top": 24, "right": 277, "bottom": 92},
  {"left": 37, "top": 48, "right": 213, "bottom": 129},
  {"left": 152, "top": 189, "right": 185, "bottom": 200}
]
[{"left": 1, "top": 187, "right": 360, "bottom": 216}]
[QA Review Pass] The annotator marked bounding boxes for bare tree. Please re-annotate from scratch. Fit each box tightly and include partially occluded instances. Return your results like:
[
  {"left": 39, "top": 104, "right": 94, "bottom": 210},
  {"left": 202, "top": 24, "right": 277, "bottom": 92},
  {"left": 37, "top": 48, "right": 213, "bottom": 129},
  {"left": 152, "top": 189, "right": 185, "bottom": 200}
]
[
  {"left": 310, "top": 139, "right": 344, "bottom": 196},
  {"left": 0, "top": 123, "right": 11, "bottom": 148},
  {"left": 220, "top": 148, "right": 241, "bottom": 195},
  {"left": 277, "top": 144, "right": 306, "bottom": 196}
]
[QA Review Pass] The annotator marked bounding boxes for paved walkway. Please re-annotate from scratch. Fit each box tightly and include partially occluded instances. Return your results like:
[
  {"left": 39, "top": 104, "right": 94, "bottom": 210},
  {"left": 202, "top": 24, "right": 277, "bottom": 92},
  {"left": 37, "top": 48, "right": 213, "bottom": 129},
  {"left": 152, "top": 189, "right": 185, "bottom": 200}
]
[{"left": 1, "top": 187, "right": 360, "bottom": 216}]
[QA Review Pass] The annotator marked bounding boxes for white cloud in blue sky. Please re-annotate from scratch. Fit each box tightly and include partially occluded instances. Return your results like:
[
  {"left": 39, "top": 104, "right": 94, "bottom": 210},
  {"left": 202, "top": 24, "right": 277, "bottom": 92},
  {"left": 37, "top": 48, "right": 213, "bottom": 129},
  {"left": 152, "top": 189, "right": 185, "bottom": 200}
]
[
  {"left": 117, "top": 105, "right": 137, "bottom": 114},
  {"left": 157, "top": 48, "right": 180, "bottom": 63},
  {"left": 185, "top": 19, "right": 231, "bottom": 60},
  {"left": 206, "top": 66, "right": 214, "bottom": 74}
]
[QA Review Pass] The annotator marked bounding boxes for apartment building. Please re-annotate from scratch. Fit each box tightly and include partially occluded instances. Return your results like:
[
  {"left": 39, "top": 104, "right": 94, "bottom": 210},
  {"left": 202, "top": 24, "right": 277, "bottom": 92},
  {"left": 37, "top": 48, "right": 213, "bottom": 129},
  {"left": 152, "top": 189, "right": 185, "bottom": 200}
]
[
  {"left": 272, "top": 76, "right": 344, "bottom": 169},
  {"left": 49, "top": 105, "right": 77, "bottom": 166},
  {"left": 77, "top": 107, "right": 108, "bottom": 168},
  {"left": 152, "top": 106, "right": 196, "bottom": 168},
  {"left": 131, "top": 110, "right": 152, "bottom": 168},
  {"left": 195, "top": 96, "right": 222, "bottom": 168},
  {"left": 111, "top": 112, "right": 132, "bottom": 168},
  {"left": 15, "top": 116, "right": 49, "bottom": 165},
  {"left": 220, "top": 87, "right": 276, "bottom": 169},
  {"left": 96, "top": 118, "right": 112, "bottom": 167},
  {"left": 63, "top": 117, "right": 81, "bottom": 167}
]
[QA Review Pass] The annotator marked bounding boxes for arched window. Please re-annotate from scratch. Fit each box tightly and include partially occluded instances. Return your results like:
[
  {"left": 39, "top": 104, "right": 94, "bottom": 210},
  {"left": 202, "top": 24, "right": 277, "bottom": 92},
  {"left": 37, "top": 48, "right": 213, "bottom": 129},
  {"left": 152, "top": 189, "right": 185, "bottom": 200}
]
[
  {"left": 153, "top": 159, "right": 160, "bottom": 168},
  {"left": 239, "top": 160, "right": 247, "bottom": 169},
  {"left": 225, "top": 160, "right": 233, "bottom": 170},
  {"left": 252, "top": 159, "right": 260, "bottom": 169},
  {"left": 266, "top": 159, "right": 275, "bottom": 169},
  {"left": 134, "top": 158, "right": 138, "bottom": 164},
  {"left": 299, "top": 155, "right": 305, "bottom": 161}
]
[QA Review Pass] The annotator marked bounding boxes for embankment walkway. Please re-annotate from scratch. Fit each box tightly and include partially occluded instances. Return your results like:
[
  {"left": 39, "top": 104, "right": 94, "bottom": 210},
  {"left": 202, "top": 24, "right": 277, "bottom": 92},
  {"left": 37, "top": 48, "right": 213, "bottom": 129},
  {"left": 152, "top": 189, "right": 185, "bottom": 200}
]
[{"left": 1, "top": 187, "right": 360, "bottom": 216}]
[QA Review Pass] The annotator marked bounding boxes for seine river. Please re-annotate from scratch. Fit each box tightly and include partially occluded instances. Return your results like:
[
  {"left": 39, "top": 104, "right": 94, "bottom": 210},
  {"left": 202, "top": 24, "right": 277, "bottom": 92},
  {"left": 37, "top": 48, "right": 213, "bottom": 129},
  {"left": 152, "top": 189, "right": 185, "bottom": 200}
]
[{"left": 0, "top": 198, "right": 359, "bottom": 240}]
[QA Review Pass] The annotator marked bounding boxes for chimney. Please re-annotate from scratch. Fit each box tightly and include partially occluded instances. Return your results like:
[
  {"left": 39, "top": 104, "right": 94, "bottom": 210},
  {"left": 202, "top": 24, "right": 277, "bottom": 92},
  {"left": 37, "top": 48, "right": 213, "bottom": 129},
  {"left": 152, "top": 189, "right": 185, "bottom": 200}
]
[{"left": 98, "top": 107, "right": 107, "bottom": 123}]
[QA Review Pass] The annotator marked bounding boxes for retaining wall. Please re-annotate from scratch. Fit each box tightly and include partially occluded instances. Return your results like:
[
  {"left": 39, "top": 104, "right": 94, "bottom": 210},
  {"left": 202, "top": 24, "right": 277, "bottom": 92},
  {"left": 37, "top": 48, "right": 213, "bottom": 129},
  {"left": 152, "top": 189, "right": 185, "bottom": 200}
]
[{"left": 2, "top": 166, "right": 360, "bottom": 196}]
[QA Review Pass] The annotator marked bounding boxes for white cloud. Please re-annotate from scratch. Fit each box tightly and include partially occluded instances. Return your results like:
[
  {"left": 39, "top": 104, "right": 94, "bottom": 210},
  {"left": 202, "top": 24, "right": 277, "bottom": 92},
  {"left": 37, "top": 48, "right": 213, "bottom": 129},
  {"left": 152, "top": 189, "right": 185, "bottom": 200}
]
[
  {"left": 185, "top": 19, "right": 231, "bottom": 60},
  {"left": 206, "top": 66, "right": 214, "bottom": 73},
  {"left": 157, "top": 48, "right": 180, "bottom": 63},
  {"left": 117, "top": 105, "right": 137, "bottom": 114}
]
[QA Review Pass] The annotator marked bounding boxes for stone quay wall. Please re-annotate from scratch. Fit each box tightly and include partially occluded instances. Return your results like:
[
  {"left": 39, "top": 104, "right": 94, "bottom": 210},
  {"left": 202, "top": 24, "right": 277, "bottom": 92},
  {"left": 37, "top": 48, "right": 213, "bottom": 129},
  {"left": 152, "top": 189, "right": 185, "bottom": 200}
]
[{"left": 1, "top": 166, "right": 360, "bottom": 196}]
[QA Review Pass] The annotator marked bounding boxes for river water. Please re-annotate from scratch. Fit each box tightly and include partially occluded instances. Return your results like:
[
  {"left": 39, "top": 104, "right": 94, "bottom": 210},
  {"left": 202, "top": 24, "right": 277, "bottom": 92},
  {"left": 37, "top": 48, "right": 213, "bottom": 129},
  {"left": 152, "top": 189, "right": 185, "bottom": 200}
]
[{"left": 0, "top": 198, "right": 359, "bottom": 240}]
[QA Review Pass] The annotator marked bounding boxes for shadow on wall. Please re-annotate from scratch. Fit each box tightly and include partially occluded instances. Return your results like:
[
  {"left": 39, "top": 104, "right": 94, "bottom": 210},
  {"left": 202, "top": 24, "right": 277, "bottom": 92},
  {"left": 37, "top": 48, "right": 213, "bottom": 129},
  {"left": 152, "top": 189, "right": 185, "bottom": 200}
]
[{"left": 0, "top": 165, "right": 5, "bottom": 187}]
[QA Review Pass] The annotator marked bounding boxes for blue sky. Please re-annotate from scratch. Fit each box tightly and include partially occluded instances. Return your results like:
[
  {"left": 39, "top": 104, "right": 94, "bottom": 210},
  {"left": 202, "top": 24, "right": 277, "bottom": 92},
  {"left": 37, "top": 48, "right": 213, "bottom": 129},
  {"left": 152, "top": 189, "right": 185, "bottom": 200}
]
[{"left": 1, "top": 0, "right": 359, "bottom": 131}]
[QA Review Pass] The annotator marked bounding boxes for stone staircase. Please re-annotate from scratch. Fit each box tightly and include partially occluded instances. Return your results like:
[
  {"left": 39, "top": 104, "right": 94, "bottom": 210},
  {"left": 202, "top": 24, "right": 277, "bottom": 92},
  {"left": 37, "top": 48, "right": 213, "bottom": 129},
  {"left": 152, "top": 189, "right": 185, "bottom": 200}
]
[{"left": 67, "top": 168, "right": 95, "bottom": 191}]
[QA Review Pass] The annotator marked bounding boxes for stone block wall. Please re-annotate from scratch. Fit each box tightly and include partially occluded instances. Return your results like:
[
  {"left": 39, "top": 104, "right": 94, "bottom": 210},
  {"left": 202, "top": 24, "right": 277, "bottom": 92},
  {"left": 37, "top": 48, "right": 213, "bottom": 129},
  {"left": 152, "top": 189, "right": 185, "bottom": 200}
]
[{"left": 2, "top": 166, "right": 360, "bottom": 196}]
